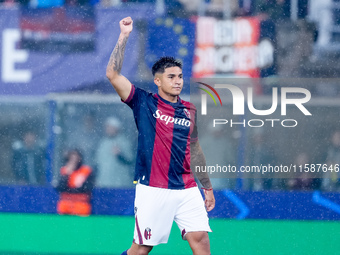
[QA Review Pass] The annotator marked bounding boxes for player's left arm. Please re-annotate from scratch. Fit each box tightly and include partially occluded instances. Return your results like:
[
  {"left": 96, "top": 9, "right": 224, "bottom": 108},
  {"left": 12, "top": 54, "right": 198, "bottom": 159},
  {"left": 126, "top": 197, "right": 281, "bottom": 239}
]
[{"left": 191, "top": 140, "right": 215, "bottom": 211}]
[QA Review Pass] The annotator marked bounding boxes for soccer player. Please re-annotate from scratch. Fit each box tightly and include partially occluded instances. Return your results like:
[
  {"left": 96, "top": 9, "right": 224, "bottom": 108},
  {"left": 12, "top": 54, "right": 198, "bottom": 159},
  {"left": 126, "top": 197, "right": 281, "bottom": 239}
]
[{"left": 106, "top": 16, "right": 215, "bottom": 255}]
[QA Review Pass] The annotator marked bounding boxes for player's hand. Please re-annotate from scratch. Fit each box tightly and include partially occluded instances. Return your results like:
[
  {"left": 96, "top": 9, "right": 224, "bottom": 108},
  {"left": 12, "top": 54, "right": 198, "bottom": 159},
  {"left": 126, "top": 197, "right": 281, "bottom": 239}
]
[
  {"left": 203, "top": 189, "right": 215, "bottom": 212},
  {"left": 119, "top": 17, "right": 133, "bottom": 35},
  {"left": 64, "top": 164, "right": 75, "bottom": 175},
  {"left": 74, "top": 175, "right": 86, "bottom": 188}
]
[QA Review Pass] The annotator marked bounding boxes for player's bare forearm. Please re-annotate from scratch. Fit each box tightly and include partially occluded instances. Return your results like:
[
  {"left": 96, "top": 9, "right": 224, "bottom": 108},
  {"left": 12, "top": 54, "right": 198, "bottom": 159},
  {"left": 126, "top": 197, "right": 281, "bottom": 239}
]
[
  {"left": 191, "top": 141, "right": 212, "bottom": 189},
  {"left": 191, "top": 140, "right": 215, "bottom": 211},
  {"left": 107, "top": 34, "right": 128, "bottom": 77},
  {"left": 106, "top": 17, "right": 133, "bottom": 101}
]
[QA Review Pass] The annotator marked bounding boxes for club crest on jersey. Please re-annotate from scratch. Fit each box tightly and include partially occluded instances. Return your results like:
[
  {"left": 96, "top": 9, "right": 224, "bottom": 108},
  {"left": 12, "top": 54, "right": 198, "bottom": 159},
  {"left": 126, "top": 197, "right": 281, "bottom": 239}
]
[
  {"left": 183, "top": 108, "right": 190, "bottom": 119},
  {"left": 144, "top": 227, "right": 152, "bottom": 240}
]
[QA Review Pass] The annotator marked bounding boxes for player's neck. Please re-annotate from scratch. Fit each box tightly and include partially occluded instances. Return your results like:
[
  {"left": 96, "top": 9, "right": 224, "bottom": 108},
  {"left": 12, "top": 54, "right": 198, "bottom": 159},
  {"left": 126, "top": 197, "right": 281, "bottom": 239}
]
[{"left": 158, "top": 91, "right": 178, "bottom": 103}]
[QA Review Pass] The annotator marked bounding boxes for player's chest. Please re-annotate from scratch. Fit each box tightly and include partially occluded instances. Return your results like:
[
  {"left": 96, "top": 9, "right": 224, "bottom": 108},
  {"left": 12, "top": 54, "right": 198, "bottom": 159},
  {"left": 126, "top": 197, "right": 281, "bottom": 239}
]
[{"left": 150, "top": 105, "right": 194, "bottom": 135}]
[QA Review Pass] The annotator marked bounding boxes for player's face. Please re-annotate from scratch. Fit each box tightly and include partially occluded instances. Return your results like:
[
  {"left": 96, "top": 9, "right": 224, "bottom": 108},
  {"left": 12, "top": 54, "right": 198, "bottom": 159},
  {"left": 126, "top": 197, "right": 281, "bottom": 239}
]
[{"left": 154, "top": 66, "right": 183, "bottom": 102}]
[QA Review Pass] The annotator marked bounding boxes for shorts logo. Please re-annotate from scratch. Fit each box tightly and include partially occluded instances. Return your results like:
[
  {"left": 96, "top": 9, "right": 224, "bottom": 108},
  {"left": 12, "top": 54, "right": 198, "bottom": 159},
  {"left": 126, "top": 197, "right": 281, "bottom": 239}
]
[
  {"left": 144, "top": 227, "right": 152, "bottom": 240},
  {"left": 184, "top": 108, "right": 190, "bottom": 119}
]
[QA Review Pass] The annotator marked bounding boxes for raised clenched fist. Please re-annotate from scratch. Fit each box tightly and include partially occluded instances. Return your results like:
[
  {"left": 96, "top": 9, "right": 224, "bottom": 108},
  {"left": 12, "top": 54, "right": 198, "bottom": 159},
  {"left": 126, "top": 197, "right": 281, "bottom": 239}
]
[{"left": 119, "top": 16, "right": 133, "bottom": 35}]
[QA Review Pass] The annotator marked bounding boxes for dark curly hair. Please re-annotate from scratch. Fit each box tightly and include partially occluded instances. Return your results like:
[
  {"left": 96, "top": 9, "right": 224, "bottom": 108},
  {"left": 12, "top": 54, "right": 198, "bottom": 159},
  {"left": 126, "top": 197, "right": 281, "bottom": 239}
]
[{"left": 151, "top": 56, "right": 182, "bottom": 76}]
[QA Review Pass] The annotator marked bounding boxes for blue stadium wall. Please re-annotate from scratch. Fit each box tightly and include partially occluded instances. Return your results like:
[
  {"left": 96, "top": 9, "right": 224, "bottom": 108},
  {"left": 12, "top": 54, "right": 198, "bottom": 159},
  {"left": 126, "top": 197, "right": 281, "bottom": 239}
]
[
  {"left": 1, "top": 186, "right": 340, "bottom": 220},
  {"left": 1, "top": 186, "right": 340, "bottom": 255}
]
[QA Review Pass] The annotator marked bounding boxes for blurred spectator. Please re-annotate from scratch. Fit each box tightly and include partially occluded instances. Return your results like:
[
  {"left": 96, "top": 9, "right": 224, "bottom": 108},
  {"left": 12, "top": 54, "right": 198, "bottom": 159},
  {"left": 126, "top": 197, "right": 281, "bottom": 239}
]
[
  {"left": 244, "top": 128, "right": 276, "bottom": 191},
  {"left": 322, "top": 130, "right": 340, "bottom": 191},
  {"left": 0, "top": 0, "right": 18, "bottom": 7},
  {"left": 27, "top": 0, "right": 95, "bottom": 7},
  {"left": 165, "top": 0, "right": 186, "bottom": 17},
  {"left": 66, "top": 111, "right": 100, "bottom": 169},
  {"left": 206, "top": 0, "right": 239, "bottom": 17},
  {"left": 255, "top": 0, "right": 291, "bottom": 21},
  {"left": 12, "top": 130, "right": 46, "bottom": 185},
  {"left": 238, "top": 0, "right": 256, "bottom": 16},
  {"left": 100, "top": 0, "right": 120, "bottom": 7},
  {"left": 286, "top": 152, "right": 321, "bottom": 191},
  {"left": 309, "top": 0, "right": 332, "bottom": 47},
  {"left": 176, "top": 0, "right": 240, "bottom": 17},
  {"left": 28, "top": 0, "right": 63, "bottom": 7},
  {"left": 177, "top": 0, "right": 200, "bottom": 14},
  {"left": 200, "top": 125, "right": 236, "bottom": 189},
  {"left": 55, "top": 149, "right": 95, "bottom": 216},
  {"left": 16, "top": 0, "right": 30, "bottom": 5},
  {"left": 95, "top": 116, "right": 134, "bottom": 188},
  {"left": 297, "top": 0, "right": 309, "bottom": 19}
]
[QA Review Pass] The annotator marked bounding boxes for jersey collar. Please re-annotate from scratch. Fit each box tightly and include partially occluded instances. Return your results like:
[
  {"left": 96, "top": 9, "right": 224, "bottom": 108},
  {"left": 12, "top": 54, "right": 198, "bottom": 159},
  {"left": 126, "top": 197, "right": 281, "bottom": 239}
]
[{"left": 155, "top": 93, "right": 182, "bottom": 107}]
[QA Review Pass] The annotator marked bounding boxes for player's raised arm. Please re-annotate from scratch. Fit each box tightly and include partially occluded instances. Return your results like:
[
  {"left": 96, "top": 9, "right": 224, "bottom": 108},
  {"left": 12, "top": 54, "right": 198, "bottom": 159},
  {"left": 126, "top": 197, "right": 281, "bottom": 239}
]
[
  {"left": 191, "top": 140, "right": 215, "bottom": 212},
  {"left": 106, "top": 17, "right": 133, "bottom": 101}
]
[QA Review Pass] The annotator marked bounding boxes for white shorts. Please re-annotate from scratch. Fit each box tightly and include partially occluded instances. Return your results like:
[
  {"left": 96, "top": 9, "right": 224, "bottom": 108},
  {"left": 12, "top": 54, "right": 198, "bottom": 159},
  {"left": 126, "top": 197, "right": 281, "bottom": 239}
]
[{"left": 133, "top": 183, "right": 212, "bottom": 246}]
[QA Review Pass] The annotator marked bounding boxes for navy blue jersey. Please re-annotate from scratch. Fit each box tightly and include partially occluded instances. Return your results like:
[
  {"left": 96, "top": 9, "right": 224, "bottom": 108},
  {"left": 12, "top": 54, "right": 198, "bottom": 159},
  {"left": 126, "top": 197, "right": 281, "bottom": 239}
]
[{"left": 123, "top": 85, "right": 198, "bottom": 190}]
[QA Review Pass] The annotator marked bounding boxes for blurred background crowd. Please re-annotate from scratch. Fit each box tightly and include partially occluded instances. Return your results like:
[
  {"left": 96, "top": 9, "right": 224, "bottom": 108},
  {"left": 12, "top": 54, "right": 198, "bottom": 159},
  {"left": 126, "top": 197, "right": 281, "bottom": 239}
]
[{"left": 0, "top": 0, "right": 339, "bottom": 193}]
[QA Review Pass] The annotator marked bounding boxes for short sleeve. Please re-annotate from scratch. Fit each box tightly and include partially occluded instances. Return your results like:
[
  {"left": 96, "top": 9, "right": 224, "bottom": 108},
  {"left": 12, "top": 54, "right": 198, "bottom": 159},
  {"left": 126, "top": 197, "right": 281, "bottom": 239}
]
[
  {"left": 122, "top": 84, "right": 136, "bottom": 108},
  {"left": 190, "top": 109, "right": 198, "bottom": 143},
  {"left": 122, "top": 85, "right": 149, "bottom": 110}
]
